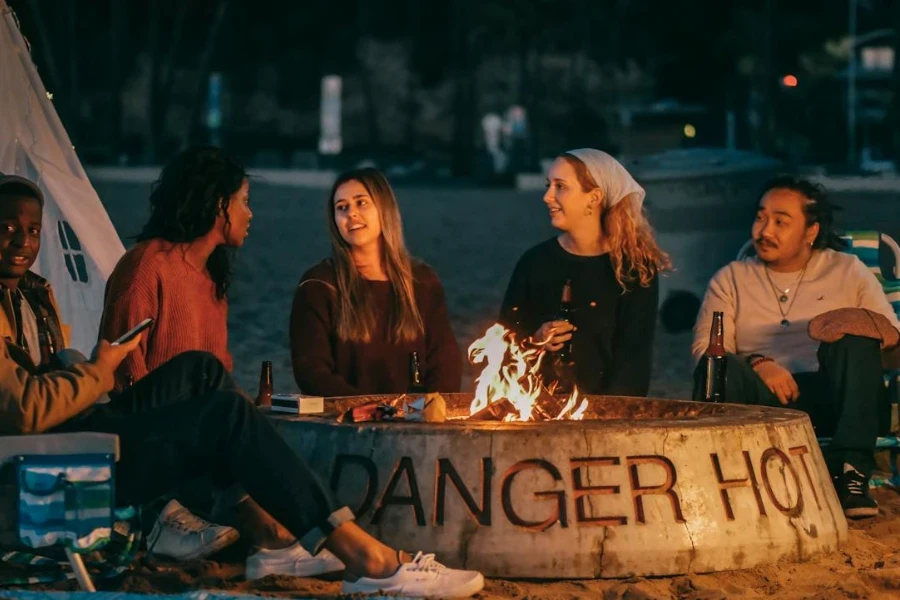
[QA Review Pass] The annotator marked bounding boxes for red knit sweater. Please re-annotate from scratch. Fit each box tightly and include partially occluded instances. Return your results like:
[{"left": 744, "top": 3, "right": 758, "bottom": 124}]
[
  {"left": 290, "top": 260, "right": 461, "bottom": 396},
  {"left": 100, "top": 239, "right": 232, "bottom": 389}
]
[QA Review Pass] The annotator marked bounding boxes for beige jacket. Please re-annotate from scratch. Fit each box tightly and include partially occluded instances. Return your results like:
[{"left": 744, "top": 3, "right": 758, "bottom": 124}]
[
  {"left": 0, "top": 337, "right": 113, "bottom": 435},
  {"left": 0, "top": 271, "right": 71, "bottom": 356}
]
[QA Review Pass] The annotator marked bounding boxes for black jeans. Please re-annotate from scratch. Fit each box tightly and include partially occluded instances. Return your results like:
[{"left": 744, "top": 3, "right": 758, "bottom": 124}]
[
  {"left": 56, "top": 351, "right": 352, "bottom": 553},
  {"left": 693, "top": 335, "right": 884, "bottom": 477}
]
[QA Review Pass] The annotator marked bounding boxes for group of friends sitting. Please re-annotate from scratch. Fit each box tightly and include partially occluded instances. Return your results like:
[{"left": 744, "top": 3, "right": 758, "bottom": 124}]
[{"left": 0, "top": 145, "right": 898, "bottom": 597}]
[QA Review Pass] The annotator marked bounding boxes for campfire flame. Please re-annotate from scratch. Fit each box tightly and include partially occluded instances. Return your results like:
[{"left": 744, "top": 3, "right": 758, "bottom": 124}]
[{"left": 467, "top": 324, "right": 588, "bottom": 422}]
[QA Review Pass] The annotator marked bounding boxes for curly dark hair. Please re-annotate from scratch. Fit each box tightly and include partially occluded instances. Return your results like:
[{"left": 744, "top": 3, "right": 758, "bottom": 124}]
[
  {"left": 137, "top": 147, "right": 247, "bottom": 298},
  {"left": 760, "top": 175, "right": 847, "bottom": 251}
]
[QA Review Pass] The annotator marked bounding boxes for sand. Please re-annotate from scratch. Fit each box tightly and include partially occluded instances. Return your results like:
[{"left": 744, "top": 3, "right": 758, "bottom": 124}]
[
  {"left": 12, "top": 487, "right": 900, "bottom": 599},
  {"left": 13, "top": 181, "right": 895, "bottom": 598}
]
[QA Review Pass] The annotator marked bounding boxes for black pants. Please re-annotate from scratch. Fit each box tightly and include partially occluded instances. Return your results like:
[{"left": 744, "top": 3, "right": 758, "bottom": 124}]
[
  {"left": 693, "top": 335, "right": 884, "bottom": 477},
  {"left": 55, "top": 351, "right": 352, "bottom": 553}
]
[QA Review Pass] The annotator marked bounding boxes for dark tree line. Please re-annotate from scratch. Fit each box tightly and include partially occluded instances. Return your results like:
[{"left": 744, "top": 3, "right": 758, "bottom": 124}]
[{"left": 7, "top": 0, "right": 900, "bottom": 171}]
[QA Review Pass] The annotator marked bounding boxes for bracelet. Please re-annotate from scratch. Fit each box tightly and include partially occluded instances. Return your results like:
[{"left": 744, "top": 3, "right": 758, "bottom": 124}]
[{"left": 749, "top": 356, "right": 773, "bottom": 369}]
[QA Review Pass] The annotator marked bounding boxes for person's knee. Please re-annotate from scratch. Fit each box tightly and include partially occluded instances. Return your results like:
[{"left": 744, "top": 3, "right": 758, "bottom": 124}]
[
  {"left": 823, "top": 334, "right": 881, "bottom": 356},
  {"left": 181, "top": 350, "right": 226, "bottom": 370},
  {"left": 207, "top": 391, "right": 254, "bottom": 424}
]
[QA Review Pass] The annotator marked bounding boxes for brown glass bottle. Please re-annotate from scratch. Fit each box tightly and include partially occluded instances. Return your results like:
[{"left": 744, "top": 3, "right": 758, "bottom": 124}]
[
  {"left": 38, "top": 315, "right": 57, "bottom": 367},
  {"left": 700, "top": 312, "right": 727, "bottom": 403},
  {"left": 257, "top": 360, "right": 273, "bottom": 407},
  {"left": 551, "top": 279, "right": 576, "bottom": 395},
  {"left": 408, "top": 351, "right": 427, "bottom": 395}
]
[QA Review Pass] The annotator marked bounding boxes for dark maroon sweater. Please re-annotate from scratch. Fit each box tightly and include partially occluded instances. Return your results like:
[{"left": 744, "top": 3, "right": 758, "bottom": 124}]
[{"left": 290, "top": 260, "right": 462, "bottom": 396}]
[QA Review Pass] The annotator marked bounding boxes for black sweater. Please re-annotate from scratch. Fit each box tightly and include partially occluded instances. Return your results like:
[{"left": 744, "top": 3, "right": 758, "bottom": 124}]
[{"left": 499, "top": 238, "right": 658, "bottom": 396}]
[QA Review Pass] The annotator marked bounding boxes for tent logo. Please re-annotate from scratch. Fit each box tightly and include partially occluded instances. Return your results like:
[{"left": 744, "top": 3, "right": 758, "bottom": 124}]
[{"left": 57, "top": 220, "right": 89, "bottom": 283}]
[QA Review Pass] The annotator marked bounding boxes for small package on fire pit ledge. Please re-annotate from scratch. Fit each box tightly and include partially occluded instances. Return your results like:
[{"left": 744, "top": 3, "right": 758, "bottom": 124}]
[
  {"left": 270, "top": 393, "right": 325, "bottom": 415},
  {"left": 341, "top": 401, "right": 398, "bottom": 423},
  {"left": 339, "top": 394, "right": 447, "bottom": 423},
  {"left": 403, "top": 393, "right": 447, "bottom": 423}
]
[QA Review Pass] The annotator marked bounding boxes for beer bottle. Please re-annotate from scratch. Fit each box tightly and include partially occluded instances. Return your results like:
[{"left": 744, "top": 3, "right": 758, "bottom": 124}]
[
  {"left": 700, "top": 312, "right": 727, "bottom": 403},
  {"left": 257, "top": 360, "right": 273, "bottom": 407},
  {"left": 37, "top": 315, "right": 57, "bottom": 368},
  {"left": 408, "top": 351, "right": 427, "bottom": 395},
  {"left": 551, "top": 279, "right": 576, "bottom": 395}
]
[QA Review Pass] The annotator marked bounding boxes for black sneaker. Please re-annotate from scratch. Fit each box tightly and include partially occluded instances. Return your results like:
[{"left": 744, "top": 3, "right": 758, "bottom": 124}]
[{"left": 833, "top": 467, "right": 879, "bottom": 519}]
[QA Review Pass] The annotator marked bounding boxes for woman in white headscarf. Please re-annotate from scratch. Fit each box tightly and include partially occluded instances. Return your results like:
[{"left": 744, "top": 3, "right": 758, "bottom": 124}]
[{"left": 499, "top": 149, "right": 670, "bottom": 396}]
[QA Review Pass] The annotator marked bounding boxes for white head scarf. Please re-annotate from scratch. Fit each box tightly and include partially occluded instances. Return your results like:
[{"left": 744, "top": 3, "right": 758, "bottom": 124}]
[{"left": 565, "top": 148, "right": 645, "bottom": 210}]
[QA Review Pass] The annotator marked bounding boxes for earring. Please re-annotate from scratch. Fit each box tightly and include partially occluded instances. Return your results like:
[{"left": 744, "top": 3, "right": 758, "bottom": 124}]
[{"left": 584, "top": 207, "right": 594, "bottom": 216}]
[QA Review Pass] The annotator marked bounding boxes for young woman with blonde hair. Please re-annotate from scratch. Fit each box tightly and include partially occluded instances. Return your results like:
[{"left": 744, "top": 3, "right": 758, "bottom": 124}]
[
  {"left": 291, "top": 168, "right": 461, "bottom": 396},
  {"left": 499, "top": 148, "right": 670, "bottom": 396}
]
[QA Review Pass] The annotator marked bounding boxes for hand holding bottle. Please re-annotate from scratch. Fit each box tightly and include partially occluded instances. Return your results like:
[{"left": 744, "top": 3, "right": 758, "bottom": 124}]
[{"left": 533, "top": 320, "right": 575, "bottom": 352}]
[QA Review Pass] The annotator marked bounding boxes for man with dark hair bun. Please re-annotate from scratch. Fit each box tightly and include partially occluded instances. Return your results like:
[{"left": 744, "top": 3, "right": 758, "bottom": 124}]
[{"left": 692, "top": 176, "right": 900, "bottom": 519}]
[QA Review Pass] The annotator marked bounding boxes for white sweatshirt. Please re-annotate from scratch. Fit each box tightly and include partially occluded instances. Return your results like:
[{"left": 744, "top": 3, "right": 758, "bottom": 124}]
[{"left": 692, "top": 249, "right": 900, "bottom": 373}]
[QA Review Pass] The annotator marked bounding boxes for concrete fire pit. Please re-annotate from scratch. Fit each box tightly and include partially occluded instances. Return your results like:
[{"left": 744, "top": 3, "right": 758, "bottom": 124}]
[{"left": 270, "top": 394, "right": 847, "bottom": 579}]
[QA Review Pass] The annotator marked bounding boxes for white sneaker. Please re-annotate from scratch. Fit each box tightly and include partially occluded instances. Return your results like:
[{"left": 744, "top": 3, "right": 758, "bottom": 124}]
[
  {"left": 146, "top": 499, "right": 239, "bottom": 561},
  {"left": 245, "top": 542, "right": 345, "bottom": 580},
  {"left": 342, "top": 551, "right": 484, "bottom": 598}
]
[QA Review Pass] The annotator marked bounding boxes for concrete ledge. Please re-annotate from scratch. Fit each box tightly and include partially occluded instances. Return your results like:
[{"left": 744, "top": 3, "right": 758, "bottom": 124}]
[{"left": 272, "top": 393, "right": 847, "bottom": 579}]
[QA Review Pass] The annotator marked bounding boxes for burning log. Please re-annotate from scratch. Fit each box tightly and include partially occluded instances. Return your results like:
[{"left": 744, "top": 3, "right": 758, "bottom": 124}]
[{"left": 468, "top": 398, "right": 519, "bottom": 421}]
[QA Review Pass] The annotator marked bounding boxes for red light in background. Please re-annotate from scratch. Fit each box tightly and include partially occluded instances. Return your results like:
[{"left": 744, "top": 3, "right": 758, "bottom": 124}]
[{"left": 781, "top": 74, "right": 798, "bottom": 88}]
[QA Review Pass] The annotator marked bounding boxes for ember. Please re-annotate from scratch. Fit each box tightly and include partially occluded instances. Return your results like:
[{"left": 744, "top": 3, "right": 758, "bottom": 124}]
[{"left": 467, "top": 324, "right": 587, "bottom": 421}]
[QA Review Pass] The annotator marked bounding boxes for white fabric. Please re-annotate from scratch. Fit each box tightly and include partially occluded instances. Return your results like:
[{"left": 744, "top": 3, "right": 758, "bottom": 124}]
[
  {"left": 566, "top": 148, "right": 646, "bottom": 210},
  {"left": 17, "top": 289, "right": 41, "bottom": 364},
  {"left": 692, "top": 249, "right": 900, "bottom": 373},
  {"left": 0, "top": 0, "right": 125, "bottom": 353}
]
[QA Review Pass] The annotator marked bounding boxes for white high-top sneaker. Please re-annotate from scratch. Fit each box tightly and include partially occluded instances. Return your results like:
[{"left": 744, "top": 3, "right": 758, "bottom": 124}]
[
  {"left": 245, "top": 542, "right": 345, "bottom": 580},
  {"left": 342, "top": 551, "right": 484, "bottom": 598},
  {"left": 146, "top": 499, "right": 240, "bottom": 561}
]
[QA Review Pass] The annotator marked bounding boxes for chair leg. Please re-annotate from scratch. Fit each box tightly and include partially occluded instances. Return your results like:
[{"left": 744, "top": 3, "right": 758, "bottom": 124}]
[{"left": 64, "top": 547, "right": 96, "bottom": 592}]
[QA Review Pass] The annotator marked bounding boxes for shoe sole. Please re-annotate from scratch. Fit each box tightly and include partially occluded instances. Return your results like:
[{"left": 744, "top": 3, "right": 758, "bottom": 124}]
[
  {"left": 149, "top": 528, "right": 241, "bottom": 561},
  {"left": 246, "top": 559, "right": 345, "bottom": 580},
  {"left": 844, "top": 506, "right": 879, "bottom": 519},
  {"left": 342, "top": 573, "right": 485, "bottom": 598}
]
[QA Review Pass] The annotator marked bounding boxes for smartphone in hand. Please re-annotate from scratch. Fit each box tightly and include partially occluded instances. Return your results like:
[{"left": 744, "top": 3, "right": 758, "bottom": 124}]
[{"left": 111, "top": 318, "right": 154, "bottom": 346}]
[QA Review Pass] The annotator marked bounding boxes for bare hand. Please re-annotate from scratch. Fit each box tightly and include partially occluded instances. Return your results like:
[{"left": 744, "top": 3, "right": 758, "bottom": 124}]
[
  {"left": 91, "top": 335, "right": 142, "bottom": 375},
  {"left": 533, "top": 320, "right": 575, "bottom": 352},
  {"left": 752, "top": 360, "right": 799, "bottom": 405}
]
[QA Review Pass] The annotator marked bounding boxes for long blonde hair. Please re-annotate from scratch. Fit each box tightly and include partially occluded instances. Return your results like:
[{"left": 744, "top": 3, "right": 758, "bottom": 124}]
[
  {"left": 326, "top": 168, "right": 424, "bottom": 343},
  {"left": 561, "top": 153, "right": 671, "bottom": 288}
]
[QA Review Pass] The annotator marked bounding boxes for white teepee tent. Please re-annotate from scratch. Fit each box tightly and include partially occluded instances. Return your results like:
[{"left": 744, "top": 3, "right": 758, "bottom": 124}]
[{"left": 0, "top": 0, "right": 125, "bottom": 353}]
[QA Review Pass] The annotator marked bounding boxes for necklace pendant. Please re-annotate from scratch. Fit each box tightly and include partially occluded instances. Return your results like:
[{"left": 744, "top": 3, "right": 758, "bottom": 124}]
[
  {"left": 779, "top": 294, "right": 789, "bottom": 303},
  {"left": 781, "top": 319, "right": 790, "bottom": 328}
]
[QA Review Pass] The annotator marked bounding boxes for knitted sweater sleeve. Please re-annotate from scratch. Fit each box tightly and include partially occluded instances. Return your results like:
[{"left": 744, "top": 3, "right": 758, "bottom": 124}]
[
  {"left": 99, "top": 253, "right": 159, "bottom": 389},
  {"left": 421, "top": 269, "right": 462, "bottom": 393},
  {"left": 289, "top": 278, "right": 361, "bottom": 397}
]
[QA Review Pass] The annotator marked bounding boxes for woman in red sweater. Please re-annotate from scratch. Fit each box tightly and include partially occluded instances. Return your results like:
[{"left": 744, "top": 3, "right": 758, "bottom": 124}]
[
  {"left": 100, "top": 147, "right": 250, "bottom": 389},
  {"left": 290, "top": 168, "right": 461, "bottom": 396},
  {"left": 100, "top": 148, "right": 358, "bottom": 580}
]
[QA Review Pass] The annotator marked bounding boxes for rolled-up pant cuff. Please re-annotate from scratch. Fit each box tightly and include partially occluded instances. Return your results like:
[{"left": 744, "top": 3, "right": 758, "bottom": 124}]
[{"left": 299, "top": 506, "right": 355, "bottom": 555}]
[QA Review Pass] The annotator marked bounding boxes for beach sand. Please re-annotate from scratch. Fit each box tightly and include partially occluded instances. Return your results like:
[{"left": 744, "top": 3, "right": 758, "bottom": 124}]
[
  {"left": 19, "top": 181, "right": 894, "bottom": 598},
  {"left": 14, "top": 489, "right": 900, "bottom": 599}
]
